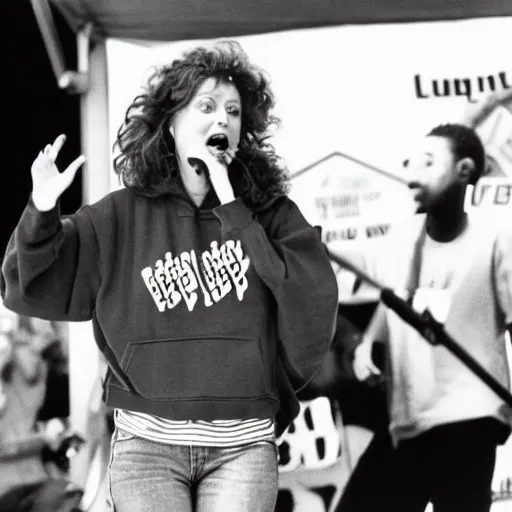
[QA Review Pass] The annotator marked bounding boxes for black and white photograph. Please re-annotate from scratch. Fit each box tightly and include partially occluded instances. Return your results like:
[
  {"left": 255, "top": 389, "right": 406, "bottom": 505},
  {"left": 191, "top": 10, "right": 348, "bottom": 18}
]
[{"left": 2, "top": 1, "right": 512, "bottom": 511}]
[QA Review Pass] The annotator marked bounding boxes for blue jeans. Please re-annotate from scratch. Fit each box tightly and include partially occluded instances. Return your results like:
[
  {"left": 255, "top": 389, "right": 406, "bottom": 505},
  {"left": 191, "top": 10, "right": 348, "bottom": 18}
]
[{"left": 106, "top": 427, "right": 278, "bottom": 512}]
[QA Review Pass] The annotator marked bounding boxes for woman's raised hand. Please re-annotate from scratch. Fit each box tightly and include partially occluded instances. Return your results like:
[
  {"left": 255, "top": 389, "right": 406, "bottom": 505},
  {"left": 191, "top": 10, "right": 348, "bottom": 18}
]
[{"left": 31, "top": 134, "right": 86, "bottom": 212}]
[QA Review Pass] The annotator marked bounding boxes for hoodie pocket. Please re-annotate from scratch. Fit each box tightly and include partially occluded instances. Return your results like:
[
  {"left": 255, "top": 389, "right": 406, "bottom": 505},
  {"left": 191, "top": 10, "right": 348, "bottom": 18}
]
[{"left": 121, "top": 335, "right": 268, "bottom": 400}]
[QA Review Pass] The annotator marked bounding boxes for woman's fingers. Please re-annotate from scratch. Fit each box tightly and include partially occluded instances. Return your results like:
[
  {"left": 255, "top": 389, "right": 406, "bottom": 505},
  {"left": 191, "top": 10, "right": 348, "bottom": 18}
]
[
  {"left": 53, "top": 155, "right": 84, "bottom": 197},
  {"left": 34, "top": 135, "right": 66, "bottom": 170},
  {"left": 49, "top": 134, "right": 67, "bottom": 161},
  {"left": 63, "top": 155, "right": 86, "bottom": 182},
  {"left": 32, "top": 150, "right": 51, "bottom": 172},
  {"left": 220, "top": 148, "right": 236, "bottom": 166}
]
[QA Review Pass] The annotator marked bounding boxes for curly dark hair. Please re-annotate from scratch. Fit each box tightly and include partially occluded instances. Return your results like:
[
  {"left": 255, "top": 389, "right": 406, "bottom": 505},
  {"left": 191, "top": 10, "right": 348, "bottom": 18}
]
[
  {"left": 428, "top": 124, "right": 486, "bottom": 186},
  {"left": 113, "top": 40, "right": 289, "bottom": 206}
]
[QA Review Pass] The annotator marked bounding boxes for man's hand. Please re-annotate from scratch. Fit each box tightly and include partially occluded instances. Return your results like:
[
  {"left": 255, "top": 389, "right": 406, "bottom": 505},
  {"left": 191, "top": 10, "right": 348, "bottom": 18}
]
[{"left": 353, "top": 338, "right": 381, "bottom": 382}]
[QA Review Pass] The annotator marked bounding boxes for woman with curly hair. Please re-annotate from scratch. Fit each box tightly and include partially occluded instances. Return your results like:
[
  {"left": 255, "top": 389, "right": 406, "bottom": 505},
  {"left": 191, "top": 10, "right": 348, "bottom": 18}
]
[{"left": 1, "top": 41, "right": 338, "bottom": 511}]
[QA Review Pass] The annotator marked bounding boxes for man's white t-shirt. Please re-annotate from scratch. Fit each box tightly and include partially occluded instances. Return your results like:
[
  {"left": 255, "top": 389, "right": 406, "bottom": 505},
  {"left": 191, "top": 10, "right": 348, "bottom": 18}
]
[{"left": 364, "top": 212, "right": 512, "bottom": 445}]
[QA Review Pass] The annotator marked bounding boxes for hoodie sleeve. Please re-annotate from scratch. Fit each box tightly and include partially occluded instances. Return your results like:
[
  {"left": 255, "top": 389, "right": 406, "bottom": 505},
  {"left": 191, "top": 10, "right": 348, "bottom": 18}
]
[
  {"left": 213, "top": 196, "right": 338, "bottom": 391},
  {"left": 1, "top": 196, "right": 101, "bottom": 322}
]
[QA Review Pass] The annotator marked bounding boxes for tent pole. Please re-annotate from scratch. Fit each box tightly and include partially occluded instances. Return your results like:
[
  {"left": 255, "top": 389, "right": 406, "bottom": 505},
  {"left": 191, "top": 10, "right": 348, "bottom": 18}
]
[
  {"left": 30, "top": 0, "right": 88, "bottom": 93},
  {"left": 68, "top": 35, "right": 111, "bottom": 497}
]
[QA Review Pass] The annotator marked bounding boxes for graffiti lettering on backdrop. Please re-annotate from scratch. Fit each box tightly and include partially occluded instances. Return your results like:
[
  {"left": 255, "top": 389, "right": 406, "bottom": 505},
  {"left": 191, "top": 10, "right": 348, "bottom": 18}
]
[
  {"left": 315, "top": 193, "right": 360, "bottom": 220},
  {"left": 414, "top": 71, "right": 512, "bottom": 103},
  {"left": 290, "top": 152, "right": 412, "bottom": 248},
  {"left": 460, "top": 104, "right": 512, "bottom": 211},
  {"left": 471, "top": 182, "right": 512, "bottom": 207}
]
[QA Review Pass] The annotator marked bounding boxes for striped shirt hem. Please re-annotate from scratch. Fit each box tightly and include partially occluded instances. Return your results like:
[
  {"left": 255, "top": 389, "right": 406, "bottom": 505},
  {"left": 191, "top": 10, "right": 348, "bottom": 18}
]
[{"left": 114, "top": 408, "right": 276, "bottom": 447}]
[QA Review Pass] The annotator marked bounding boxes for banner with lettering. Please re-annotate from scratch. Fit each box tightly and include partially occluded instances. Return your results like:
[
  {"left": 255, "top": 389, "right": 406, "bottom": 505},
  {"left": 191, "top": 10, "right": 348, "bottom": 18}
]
[{"left": 105, "top": 15, "right": 512, "bottom": 511}]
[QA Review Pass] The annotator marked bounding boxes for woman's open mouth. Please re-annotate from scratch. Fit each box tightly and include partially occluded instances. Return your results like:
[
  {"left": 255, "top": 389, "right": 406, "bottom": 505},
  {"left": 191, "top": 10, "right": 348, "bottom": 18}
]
[{"left": 206, "top": 133, "right": 229, "bottom": 152}]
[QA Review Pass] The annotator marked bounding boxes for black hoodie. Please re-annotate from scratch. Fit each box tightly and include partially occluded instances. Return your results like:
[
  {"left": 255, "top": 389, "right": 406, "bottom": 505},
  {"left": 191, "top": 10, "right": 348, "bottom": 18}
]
[{"left": 1, "top": 187, "right": 338, "bottom": 436}]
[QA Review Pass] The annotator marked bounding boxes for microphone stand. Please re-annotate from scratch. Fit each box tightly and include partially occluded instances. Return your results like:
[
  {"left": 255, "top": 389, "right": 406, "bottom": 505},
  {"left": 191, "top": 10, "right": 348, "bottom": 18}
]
[{"left": 327, "top": 248, "right": 512, "bottom": 408}]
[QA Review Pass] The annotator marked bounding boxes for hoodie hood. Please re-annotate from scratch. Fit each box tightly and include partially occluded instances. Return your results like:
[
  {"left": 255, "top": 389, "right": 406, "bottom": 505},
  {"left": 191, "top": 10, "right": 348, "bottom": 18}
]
[{"left": 133, "top": 176, "right": 285, "bottom": 215}]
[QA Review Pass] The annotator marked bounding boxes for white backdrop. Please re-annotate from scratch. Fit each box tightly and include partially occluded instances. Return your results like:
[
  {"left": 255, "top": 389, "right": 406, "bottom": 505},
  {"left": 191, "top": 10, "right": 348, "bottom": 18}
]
[
  {"left": 106, "top": 17, "right": 512, "bottom": 301},
  {"left": 104, "top": 17, "right": 512, "bottom": 510}
]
